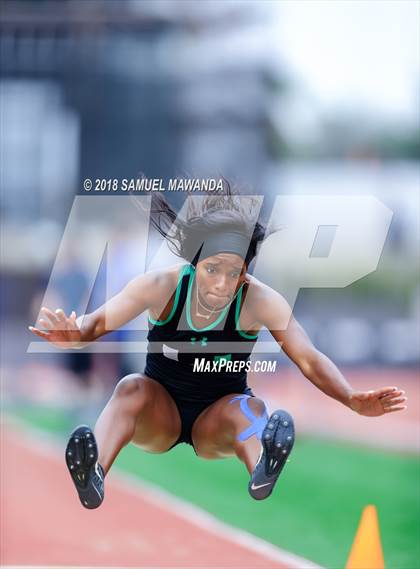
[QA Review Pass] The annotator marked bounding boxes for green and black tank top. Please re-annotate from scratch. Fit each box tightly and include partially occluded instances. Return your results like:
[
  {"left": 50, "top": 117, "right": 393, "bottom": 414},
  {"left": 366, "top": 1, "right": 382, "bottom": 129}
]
[{"left": 144, "top": 264, "right": 260, "bottom": 405}]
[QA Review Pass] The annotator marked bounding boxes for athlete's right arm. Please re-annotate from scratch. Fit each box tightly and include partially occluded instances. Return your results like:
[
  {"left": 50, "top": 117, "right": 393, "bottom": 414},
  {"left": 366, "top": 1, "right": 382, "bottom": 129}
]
[{"left": 28, "top": 268, "right": 176, "bottom": 349}]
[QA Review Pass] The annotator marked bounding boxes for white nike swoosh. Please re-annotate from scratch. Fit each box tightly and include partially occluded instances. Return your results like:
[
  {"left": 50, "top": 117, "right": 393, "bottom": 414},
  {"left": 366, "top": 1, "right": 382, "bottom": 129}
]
[
  {"left": 250, "top": 481, "right": 272, "bottom": 490},
  {"left": 91, "top": 463, "right": 103, "bottom": 501}
]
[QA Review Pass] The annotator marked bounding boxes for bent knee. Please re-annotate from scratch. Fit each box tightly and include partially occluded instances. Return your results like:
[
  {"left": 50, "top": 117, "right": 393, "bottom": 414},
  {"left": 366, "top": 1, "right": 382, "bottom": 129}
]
[
  {"left": 247, "top": 397, "right": 267, "bottom": 417},
  {"left": 113, "top": 373, "right": 155, "bottom": 401},
  {"left": 226, "top": 395, "right": 267, "bottom": 422}
]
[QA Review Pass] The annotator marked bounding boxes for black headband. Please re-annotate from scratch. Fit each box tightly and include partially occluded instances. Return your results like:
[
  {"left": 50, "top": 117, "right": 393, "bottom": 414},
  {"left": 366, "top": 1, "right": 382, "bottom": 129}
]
[{"left": 194, "top": 230, "right": 252, "bottom": 265}]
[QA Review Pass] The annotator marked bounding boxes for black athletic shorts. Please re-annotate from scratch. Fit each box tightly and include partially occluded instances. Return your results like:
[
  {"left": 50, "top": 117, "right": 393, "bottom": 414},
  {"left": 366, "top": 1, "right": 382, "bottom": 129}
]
[{"left": 152, "top": 380, "right": 255, "bottom": 450}]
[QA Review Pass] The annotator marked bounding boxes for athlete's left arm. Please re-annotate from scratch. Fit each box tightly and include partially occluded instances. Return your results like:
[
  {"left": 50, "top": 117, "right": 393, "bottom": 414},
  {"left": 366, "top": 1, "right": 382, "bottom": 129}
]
[{"left": 255, "top": 289, "right": 407, "bottom": 417}]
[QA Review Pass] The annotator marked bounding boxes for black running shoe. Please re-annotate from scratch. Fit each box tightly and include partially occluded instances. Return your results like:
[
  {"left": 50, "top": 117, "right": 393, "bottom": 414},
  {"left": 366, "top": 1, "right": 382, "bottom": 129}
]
[
  {"left": 248, "top": 410, "right": 295, "bottom": 500},
  {"left": 65, "top": 425, "right": 104, "bottom": 510}
]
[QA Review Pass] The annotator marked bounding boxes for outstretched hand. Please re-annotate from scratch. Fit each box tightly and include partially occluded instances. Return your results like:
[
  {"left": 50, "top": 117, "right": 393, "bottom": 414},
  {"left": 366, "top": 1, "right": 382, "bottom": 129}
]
[
  {"left": 349, "top": 386, "right": 407, "bottom": 417},
  {"left": 29, "top": 307, "right": 82, "bottom": 349}
]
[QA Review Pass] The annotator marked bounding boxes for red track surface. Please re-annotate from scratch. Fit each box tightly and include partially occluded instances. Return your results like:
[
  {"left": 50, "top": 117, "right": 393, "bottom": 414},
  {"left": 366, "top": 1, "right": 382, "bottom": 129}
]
[
  {"left": 1, "top": 427, "right": 295, "bottom": 568},
  {"left": 251, "top": 368, "right": 419, "bottom": 452}
]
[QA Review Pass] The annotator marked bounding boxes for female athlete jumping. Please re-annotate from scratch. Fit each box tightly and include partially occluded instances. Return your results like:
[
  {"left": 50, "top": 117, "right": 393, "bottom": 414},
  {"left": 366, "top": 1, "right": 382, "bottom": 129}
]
[{"left": 29, "top": 190, "right": 407, "bottom": 508}]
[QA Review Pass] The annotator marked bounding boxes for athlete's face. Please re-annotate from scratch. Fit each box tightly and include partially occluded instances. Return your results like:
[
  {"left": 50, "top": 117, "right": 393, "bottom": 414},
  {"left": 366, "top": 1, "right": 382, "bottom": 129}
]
[{"left": 195, "top": 253, "right": 247, "bottom": 309}]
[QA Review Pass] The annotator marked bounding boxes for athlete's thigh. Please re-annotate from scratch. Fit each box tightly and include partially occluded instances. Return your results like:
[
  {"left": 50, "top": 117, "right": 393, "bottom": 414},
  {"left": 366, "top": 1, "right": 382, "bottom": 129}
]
[
  {"left": 191, "top": 393, "right": 267, "bottom": 458},
  {"left": 122, "top": 372, "right": 181, "bottom": 453}
]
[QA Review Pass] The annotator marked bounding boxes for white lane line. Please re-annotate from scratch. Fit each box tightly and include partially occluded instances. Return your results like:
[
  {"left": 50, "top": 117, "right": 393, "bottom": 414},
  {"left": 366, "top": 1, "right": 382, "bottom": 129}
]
[
  {"left": 3, "top": 417, "right": 324, "bottom": 569},
  {"left": 112, "top": 469, "right": 324, "bottom": 569}
]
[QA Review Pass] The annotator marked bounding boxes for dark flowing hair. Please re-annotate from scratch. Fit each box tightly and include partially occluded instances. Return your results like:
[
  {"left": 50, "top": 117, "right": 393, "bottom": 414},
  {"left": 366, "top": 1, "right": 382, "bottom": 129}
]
[{"left": 133, "top": 179, "right": 268, "bottom": 268}]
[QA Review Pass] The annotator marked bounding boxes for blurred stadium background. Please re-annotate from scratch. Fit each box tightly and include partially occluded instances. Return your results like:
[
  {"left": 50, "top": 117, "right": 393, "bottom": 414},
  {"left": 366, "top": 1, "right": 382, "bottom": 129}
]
[{"left": 1, "top": 1, "right": 419, "bottom": 568}]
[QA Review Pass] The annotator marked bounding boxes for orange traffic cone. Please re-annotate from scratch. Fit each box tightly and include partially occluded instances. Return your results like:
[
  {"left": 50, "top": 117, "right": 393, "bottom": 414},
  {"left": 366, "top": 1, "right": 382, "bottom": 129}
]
[{"left": 345, "top": 505, "right": 385, "bottom": 569}]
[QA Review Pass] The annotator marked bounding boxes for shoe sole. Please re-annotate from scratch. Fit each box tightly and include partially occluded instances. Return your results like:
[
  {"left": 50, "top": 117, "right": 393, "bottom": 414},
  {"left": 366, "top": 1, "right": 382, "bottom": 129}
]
[
  {"left": 248, "top": 409, "right": 295, "bottom": 500},
  {"left": 65, "top": 425, "right": 102, "bottom": 509}
]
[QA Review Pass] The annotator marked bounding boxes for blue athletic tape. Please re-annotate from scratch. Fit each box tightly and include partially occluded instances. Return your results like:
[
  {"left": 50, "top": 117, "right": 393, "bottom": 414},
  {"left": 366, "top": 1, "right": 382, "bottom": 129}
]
[{"left": 229, "top": 395, "right": 269, "bottom": 442}]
